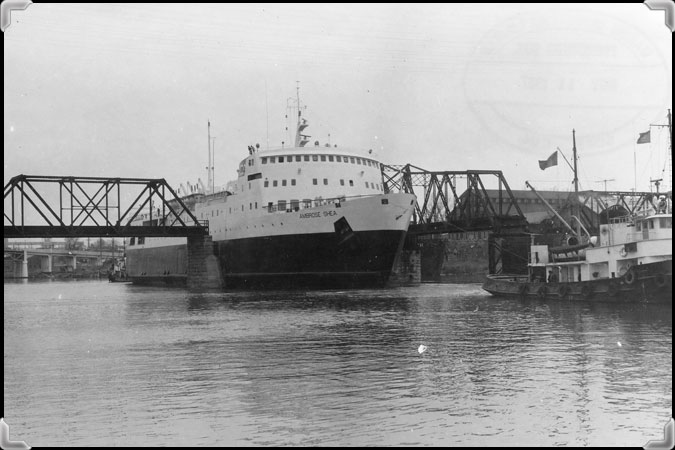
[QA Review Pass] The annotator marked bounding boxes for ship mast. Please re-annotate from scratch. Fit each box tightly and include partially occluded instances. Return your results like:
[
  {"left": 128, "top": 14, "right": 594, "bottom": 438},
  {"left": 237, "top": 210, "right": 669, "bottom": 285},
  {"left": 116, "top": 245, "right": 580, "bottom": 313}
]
[
  {"left": 648, "top": 109, "right": 672, "bottom": 192},
  {"left": 207, "top": 120, "right": 213, "bottom": 194},
  {"left": 293, "top": 82, "right": 310, "bottom": 147},
  {"left": 572, "top": 129, "right": 579, "bottom": 238}
]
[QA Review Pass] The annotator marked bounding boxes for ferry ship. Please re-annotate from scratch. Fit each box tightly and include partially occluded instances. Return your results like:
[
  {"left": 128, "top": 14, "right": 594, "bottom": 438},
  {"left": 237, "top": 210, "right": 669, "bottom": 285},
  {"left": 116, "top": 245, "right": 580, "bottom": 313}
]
[{"left": 125, "top": 89, "right": 416, "bottom": 288}]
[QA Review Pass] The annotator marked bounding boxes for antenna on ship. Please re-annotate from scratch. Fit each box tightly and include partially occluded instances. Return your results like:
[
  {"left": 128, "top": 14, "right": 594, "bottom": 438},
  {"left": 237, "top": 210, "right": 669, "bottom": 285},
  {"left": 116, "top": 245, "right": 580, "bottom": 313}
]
[
  {"left": 207, "top": 120, "right": 213, "bottom": 194},
  {"left": 211, "top": 137, "right": 216, "bottom": 194},
  {"left": 650, "top": 109, "right": 672, "bottom": 192},
  {"left": 293, "top": 81, "right": 310, "bottom": 148},
  {"left": 639, "top": 109, "right": 672, "bottom": 192}
]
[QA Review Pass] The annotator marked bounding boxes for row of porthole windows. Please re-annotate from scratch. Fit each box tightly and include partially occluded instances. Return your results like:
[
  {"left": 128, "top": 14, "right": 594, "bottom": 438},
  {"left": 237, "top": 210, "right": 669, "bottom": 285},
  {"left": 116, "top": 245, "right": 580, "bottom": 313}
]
[
  {"left": 266, "top": 198, "right": 341, "bottom": 212},
  {"left": 198, "top": 197, "right": 347, "bottom": 217},
  {"left": 261, "top": 154, "right": 380, "bottom": 168},
  {"left": 263, "top": 178, "right": 382, "bottom": 190}
]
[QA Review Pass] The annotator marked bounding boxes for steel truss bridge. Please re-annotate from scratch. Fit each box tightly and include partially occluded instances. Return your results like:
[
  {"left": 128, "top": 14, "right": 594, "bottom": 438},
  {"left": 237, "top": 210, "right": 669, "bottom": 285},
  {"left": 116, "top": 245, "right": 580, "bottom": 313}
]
[
  {"left": 4, "top": 175, "right": 208, "bottom": 238},
  {"left": 381, "top": 164, "right": 528, "bottom": 235}
]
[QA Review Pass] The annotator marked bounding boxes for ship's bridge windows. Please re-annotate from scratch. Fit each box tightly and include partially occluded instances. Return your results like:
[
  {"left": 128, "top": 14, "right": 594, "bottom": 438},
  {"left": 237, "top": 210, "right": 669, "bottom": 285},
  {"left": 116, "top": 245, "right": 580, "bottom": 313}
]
[
  {"left": 273, "top": 180, "right": 278, "bottom": 187},
  {"left": 649, "top": 219, "right": 654, "bottom": 229},
  {"left": 343, "top": 157, "right": 349, "bottom": 164},
  {"left": 264, "top": 180, "right": 269, "bottom": 187},
  {"left": 357, "top": 158, "right": 362, "bottom": 165},
  {"left": 270, "top": 156, "right": 276, "bottom": 163},
  {"left": 336, "top": 155, "right": 342, "bottom": 162},
  {"left": 350, "top": 157, "right": 355, "bottom": 163},
  {"left": 287, "top": 157, "right": 293, "bottom": 163},
  {"left": 279, "top": 156, "right": 284, "bottom": 163},
  {"left": 328, "top": 155, "right": 334, "bottom": 162},
  {"left": 349, "top": 180, "right": 354, "bottom": 187},
  {"left": 320, "top": 155, "right": 326, "bottom": 162},
  {"left": 138, "top": 237, "right": 145, "bottom": 245},
  {"left": 261, "top": 157, "right": 267, "bottom": 164},
  {"left": 247, "top": 173, "right": 262, "bottom": 181},
  {"left": 340, "top": 179, "right": 345, "bottom": 186},
  {"left": 660, "top": 217, "right": 672, "bottom": 228},
  {"left": 291, "top": 179, "right": 296, "bottom": 186},
  {"left": 323, "top": 178, "right": 328, "bottom": 185},
  {"left": 313, "top": 178, "right": 318, "bottom": 185},
  {"left": 365, "top": 182, "right": 369, "bottom": 188},
  {"left": 295, "top": 155, "right": 302, "bottom": 162},
  {"left": 278, "top": 200, "right": 287, "bottom": 211},
  {"left": 282, "top": 180, "right": 287, "bottom": 187},
  {"left": 312, "top": 155, "right": 318, "bottom": 161},
  {"left": 130, "top": 237, "right": 135, "bottom": 246}
]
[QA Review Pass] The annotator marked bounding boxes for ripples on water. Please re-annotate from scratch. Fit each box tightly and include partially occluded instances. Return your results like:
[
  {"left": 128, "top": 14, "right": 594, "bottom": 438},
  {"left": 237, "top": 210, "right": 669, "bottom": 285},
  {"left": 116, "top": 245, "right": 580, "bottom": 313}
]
[{"left": 4, "top": 280, "right": 672, "bottom": 446}]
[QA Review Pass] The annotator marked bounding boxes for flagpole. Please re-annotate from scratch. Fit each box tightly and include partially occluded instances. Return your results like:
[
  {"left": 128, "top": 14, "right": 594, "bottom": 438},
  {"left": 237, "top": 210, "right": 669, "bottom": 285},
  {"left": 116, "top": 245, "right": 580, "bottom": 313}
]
[
  {"left": 572, "top": 129, "right": 580, "bottom": 239},
  {"left": 633, "top": 141, "right": 637, "bottom": 193}
]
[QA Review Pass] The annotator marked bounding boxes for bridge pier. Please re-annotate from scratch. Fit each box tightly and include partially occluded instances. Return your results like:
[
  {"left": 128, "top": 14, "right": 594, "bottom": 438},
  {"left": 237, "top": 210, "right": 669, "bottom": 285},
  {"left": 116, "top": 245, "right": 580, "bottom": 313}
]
[
  {"left": 21, "top": 250, "right": 28, "bottom": 278},
  {"left": 387, "top": 249, "right": 421, "bottom": 286},
  {"left": 187, "top": 235, "right": 223, "bottom": 290}
]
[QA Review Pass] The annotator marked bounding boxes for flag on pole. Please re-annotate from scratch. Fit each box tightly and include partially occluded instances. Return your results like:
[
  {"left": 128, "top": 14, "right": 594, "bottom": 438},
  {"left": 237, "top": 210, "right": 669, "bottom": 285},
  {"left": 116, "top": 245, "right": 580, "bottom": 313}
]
[
  {"left": 538, "top": 151, "right": 558, "bottom": 170},
  {"left": 636, "top": 130, "right": 650, "bottom": 144}
]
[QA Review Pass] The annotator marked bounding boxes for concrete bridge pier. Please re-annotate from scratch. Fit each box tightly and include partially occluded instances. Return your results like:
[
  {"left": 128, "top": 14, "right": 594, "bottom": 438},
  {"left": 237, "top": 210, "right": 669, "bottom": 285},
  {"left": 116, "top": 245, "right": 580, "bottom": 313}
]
[
  {"left": 40, "top": 254, "right": 53, "bottom": 273},
  {"left": 387, "top": 249, "right": 421, "bottom": 286},
  {"left": 21, "top": 250, "right": 28, "bottom": 278},
  {"left": 187, "top": 235, "right": 223, "bottom": 290}
]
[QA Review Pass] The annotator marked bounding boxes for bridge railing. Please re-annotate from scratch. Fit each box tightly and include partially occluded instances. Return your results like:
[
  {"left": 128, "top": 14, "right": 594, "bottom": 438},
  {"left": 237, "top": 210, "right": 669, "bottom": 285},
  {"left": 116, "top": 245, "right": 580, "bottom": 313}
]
[{"left": 4, "top": 175, "right": 208, "bottom": 238}]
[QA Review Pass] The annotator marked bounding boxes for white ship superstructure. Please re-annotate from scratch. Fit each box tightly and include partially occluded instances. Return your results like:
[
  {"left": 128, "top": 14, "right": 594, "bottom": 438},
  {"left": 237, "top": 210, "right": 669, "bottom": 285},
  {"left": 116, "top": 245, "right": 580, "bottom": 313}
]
[{"left": 125, "top": 89, "right": 416, "bottom": 288}]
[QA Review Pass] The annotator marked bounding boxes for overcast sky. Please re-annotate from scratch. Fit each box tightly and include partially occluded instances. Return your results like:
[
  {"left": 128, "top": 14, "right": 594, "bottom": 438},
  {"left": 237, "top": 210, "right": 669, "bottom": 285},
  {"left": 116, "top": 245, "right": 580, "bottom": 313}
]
[{"left": 4, "top": 3, "right": 672, "bottom": 196}]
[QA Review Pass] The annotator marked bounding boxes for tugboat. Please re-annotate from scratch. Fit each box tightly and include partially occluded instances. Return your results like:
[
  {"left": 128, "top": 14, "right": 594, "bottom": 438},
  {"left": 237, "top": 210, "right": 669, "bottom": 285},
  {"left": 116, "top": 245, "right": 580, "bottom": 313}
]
[
  {"left": 483, "top": 114, "right": 672, "bottom": 303},
  {"left": 482, "top": 197, "right": 671, "bottom": 302}
]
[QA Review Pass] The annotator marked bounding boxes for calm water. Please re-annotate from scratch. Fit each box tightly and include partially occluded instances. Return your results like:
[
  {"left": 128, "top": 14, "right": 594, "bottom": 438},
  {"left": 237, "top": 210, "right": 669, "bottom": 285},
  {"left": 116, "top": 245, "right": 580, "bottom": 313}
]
[{"left": 4, "top": 280, "right": 672, "bottom": 447}]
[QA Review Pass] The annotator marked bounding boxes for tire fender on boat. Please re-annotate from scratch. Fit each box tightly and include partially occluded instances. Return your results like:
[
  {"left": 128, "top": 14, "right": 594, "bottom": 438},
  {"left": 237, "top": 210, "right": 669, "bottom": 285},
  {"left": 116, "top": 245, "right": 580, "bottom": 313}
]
[
  {"left": 580, "top": 284, "right": 593, "bottom": 299},
  {"left": 624, "top": 268, "right": 636, "bottom": 285},
  {"left": 558, "top": 284, "right": 570, "bottom": 298},
  {"left": 654, "top": 273, "right": 667, "bottom": 288}
]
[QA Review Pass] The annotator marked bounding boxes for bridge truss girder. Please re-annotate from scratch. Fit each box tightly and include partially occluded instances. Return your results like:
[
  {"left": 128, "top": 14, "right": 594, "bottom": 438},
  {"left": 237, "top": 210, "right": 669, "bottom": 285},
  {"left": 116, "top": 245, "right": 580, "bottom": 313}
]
[
  {"left": 382, "top": 164, "right": 528, "bottom": 235},
  {"left": 4, "top": 175, "right": 207, "bottom": 238}
]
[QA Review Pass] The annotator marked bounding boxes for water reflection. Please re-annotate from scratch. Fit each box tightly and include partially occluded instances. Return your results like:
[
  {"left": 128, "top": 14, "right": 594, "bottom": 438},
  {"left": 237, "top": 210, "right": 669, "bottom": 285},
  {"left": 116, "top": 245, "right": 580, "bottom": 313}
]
[{"left": 3, "top": 281, "right": 671, "bottom": 446}]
